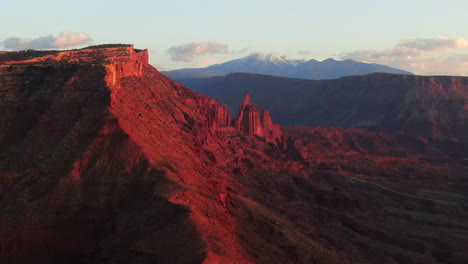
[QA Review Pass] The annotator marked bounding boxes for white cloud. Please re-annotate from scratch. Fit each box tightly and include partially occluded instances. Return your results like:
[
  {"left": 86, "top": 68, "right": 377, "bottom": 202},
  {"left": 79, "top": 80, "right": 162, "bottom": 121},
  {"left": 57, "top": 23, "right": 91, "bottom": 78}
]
[
  {"left": 406, "top": 54, "right": 468, "bottom": 76},
  {"left": 340, "top": 37, "right": 468, "bottom": 75},
  {"left": 1, "top": 31, "right": 92, "bottom": 50},
  {"left": 53, "top": 31, "right": 92, "bottom": 48},
  {"left": 398, "top": 37, "right": 468, "bottom": 52},
  {"left": 168, "top": 41, "right": 228, "bottom": 62}
]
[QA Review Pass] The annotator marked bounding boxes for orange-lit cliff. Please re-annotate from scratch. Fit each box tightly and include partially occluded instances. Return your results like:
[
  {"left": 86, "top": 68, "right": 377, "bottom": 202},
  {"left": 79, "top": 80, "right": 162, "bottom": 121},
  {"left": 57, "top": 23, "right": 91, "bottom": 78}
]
[{"left": 0, "top": 45, "right": 467, "bottom": 264}]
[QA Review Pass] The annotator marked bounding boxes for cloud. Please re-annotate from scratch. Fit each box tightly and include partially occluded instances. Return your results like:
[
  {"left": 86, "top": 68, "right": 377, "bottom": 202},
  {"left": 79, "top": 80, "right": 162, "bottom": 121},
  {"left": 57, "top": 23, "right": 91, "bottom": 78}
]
[
  {"left": 1, "top": 31, "right": 92, "bottom": 50},
  {"left": 398, "top": 37, "right": 468, "bottom": 52},
  {"left": 53, "top": 31, "right": 92, "bottom": 48},
  {"left": 339, "top": 37, "right": 468, "bottom": 75},
  {"left": 168, "top": 41, "right": 228, "bottom": 62},
  {"left": 405, "top": 54, "right": 468, "bottom": 76}
]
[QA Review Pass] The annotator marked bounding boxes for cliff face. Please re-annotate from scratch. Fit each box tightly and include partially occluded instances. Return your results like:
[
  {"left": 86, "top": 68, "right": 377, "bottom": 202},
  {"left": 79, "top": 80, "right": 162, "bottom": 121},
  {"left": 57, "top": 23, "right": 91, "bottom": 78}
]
[
  {"left": 1, "top": 46, "right": 468, "bottom": 264},
  {"left": 0, "top": 46, "right": 210, "bottom": 263},
  {"left": 0, "top": 45, "right": 298, "bottom": 264},
  {"left": 235, "top": 93, "right": 282, "bottom": 143},
  {"left": 178, "top": 73, "right": 468, "bottom": 156}
]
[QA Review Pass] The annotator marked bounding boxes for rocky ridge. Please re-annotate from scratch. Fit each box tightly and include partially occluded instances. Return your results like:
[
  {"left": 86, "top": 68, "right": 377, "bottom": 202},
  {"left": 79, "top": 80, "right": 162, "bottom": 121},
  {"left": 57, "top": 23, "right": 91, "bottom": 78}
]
[
  {"left": 0, "top": 45, "right": 467, "bottom": 264},
  {"left": 0, "top": 45, "right": 297, "bottom": 263}
]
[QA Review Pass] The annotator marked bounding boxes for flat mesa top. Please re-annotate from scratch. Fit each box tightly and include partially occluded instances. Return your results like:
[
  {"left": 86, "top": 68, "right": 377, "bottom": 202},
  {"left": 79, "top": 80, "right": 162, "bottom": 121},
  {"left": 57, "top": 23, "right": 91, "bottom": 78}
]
[{"left": 0, "top": 44, "right": 144, "bottom": 65}]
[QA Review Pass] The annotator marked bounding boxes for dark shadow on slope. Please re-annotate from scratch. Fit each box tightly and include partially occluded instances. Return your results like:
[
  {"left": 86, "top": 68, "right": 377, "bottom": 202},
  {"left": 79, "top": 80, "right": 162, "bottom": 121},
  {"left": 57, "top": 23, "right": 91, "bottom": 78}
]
[{"left": 0, "top": 65, "right": 206, "bottom": 264}]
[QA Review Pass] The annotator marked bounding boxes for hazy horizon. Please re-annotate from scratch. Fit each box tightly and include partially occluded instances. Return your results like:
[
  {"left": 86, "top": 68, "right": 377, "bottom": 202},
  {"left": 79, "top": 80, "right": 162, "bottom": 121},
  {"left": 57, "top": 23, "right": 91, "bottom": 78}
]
[{"left": 1, "top": 0, "right": 467, "bottom": 75}]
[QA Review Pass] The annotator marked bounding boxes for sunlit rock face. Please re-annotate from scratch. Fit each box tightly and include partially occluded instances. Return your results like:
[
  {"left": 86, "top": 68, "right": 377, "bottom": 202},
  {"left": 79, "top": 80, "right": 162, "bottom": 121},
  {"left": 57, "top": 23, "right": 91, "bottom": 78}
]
[
  {"left": 0, "top": 45, "right": 467, "bottom": 264},
  {"left": 0, "top": 45, "right": 291, "bottom": 263},
  {"left": 235, "top": 93, "right": 283, "bottom": 143}
]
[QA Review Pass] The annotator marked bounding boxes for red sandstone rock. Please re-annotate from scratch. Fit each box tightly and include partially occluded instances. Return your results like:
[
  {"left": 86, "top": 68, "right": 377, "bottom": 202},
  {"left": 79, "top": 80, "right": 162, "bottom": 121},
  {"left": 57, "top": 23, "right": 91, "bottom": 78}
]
[
  {"left": 234, "top": 93, "right": 282, "bottom": 143},
  {"left": 0, "top": 45, "right": 297, "bottom": 263},
  {"left": 180, "top": 73, "right": 468, "bottom": 153},
  {"left": 261, "top": 110, "right": 282, "bottom": 141},
  {"left": 236, "top": 103, "right": 264, "bottom": 136},
  {"left": 1, "top": 45, "right": 468, "bottom": 264}
]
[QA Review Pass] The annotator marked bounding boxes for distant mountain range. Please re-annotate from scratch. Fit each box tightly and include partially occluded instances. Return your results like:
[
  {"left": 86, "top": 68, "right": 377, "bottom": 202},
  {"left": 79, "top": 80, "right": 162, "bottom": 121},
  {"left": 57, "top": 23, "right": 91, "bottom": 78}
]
[{"left": 163, "top": 53, "right": 413, "bottom": 80}]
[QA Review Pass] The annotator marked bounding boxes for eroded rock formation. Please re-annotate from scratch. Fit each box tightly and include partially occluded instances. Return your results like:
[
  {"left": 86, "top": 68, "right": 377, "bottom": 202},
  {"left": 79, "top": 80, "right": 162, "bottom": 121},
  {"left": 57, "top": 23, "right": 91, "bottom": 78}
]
[
  {"left": 1, "top": 45, "right": 467, "bottom": 264},
  {"left": 179, "top": 72, "right": 468, "bottom": 156},
  {"left": 235, "top": 93, "right": 282, "bottom": 143},
  {"left": 0, "top": 45, "right": 293, "bottom": 264}
]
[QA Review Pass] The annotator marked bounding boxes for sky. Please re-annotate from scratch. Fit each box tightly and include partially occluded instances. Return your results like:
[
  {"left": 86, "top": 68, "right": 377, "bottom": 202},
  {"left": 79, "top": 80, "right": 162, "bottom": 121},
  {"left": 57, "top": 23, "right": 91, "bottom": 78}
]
[{"left": 1, "top": 0, "right": 467, "bottom": 75}]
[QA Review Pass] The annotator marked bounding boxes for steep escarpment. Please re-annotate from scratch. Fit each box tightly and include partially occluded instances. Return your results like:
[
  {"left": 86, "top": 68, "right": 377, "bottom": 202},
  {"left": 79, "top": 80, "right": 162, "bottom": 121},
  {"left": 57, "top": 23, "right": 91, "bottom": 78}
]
[
  {"left": 0, "top": 45, "right": 309, "bottom": 263},
  {"left": 0, "top": 45, "right": 209, "bottom": 263},
  {"left": 1, "top": 46, "right": 468, "bottom": 264}
]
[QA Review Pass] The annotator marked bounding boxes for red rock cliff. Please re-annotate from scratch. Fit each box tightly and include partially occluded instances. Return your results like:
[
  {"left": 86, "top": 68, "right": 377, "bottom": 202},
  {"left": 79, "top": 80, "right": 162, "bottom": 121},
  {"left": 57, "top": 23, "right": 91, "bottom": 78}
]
[
  {"left": 1, "top": 45, "right": 468, "bottom": 264},
  {"left": 235, "top": 93, "right": 282, "bottom": 143},
  {"left": 0, "top": 45, "right": 292, "bottom": 264},
  {"left": 262, "top": 110, "right": 282, "bottom": 140}
]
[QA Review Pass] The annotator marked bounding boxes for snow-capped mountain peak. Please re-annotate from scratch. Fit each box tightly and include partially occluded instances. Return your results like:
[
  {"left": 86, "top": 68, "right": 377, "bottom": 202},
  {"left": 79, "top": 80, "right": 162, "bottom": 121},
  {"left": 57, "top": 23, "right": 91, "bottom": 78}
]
[
  {"left": 245, "top": 53, "right": 305, "bottom": 65},
  {"left": 165, "top": 53, "right": 413, "bottom": 80}
]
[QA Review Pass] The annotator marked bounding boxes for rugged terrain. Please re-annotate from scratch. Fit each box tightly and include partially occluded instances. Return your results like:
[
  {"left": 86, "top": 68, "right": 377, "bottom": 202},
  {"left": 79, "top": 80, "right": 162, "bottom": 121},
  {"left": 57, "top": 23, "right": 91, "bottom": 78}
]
[
  {"left": 0, "top": 45, "right": 467, "bottom": 264},
  {"left": 180, "top": 73, "right": 468, "bottom": 157}
]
